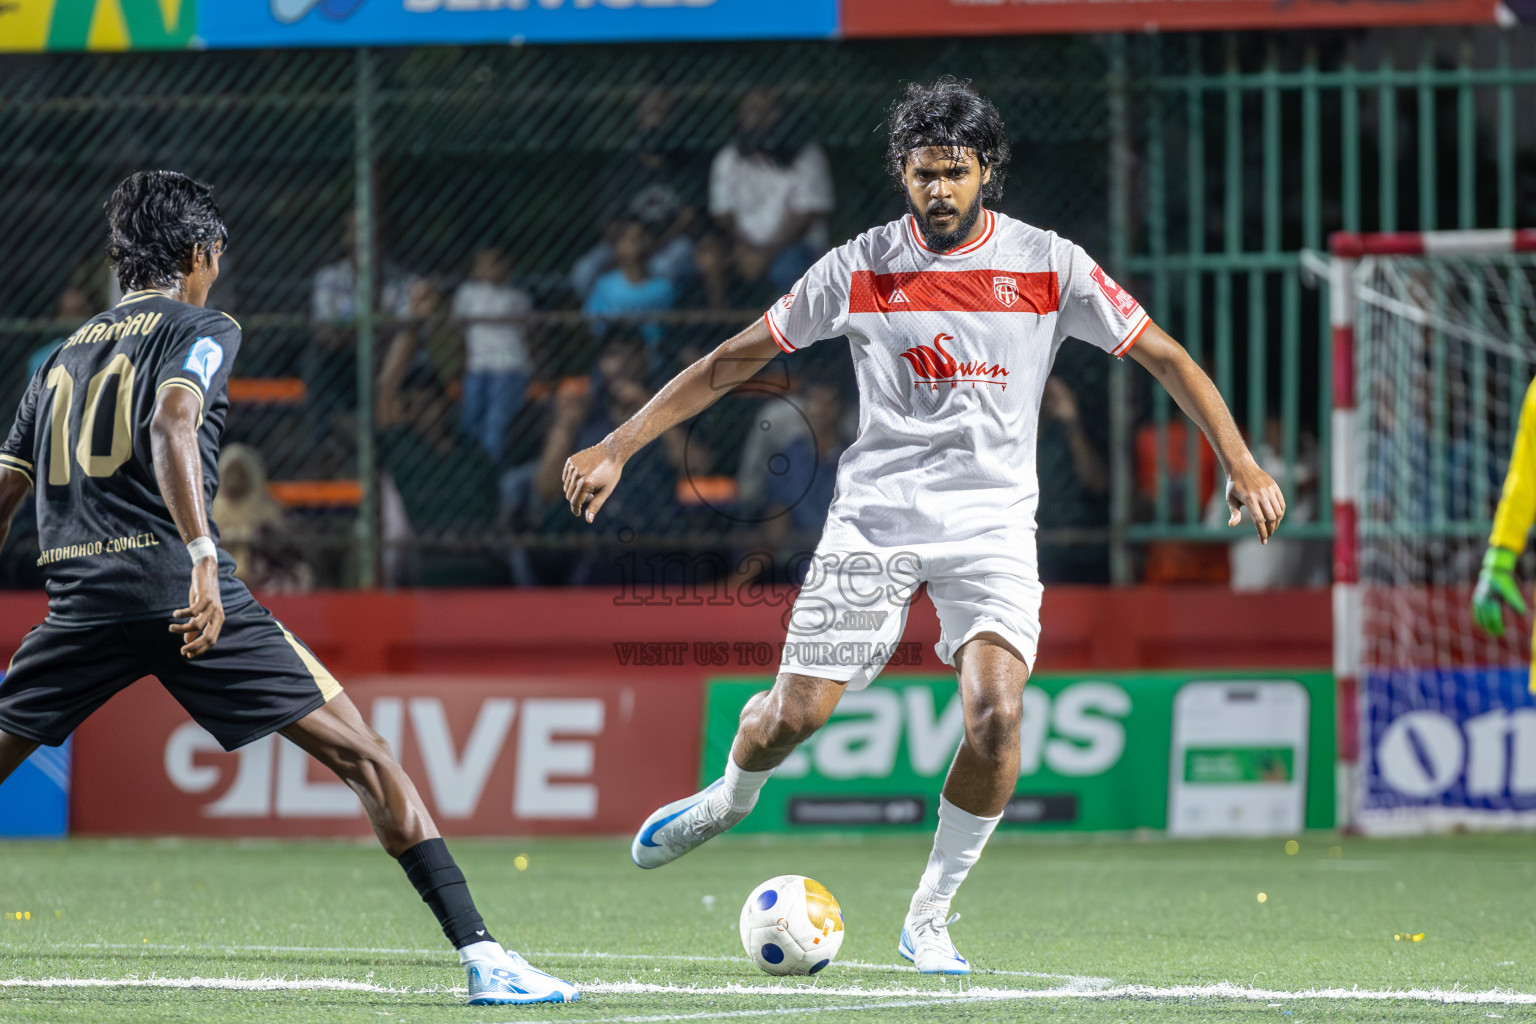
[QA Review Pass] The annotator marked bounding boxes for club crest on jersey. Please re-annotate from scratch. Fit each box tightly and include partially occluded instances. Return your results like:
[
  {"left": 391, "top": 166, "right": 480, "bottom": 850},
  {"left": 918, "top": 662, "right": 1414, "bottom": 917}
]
[
  {"left": 184, "top": 337, "right": 224, "bottom": 389},
  {"left": 899, "top": 333, "right": 1008, "bottom": 392},
  {"left": 1090, "top": 264, "right": 1140, "bottom": 318},
  {"left": 993, "top": 275, "right": 1019, "bottom": 307},
  {"left": 778, "top": 293, "right": 795, "bottom": 312}
]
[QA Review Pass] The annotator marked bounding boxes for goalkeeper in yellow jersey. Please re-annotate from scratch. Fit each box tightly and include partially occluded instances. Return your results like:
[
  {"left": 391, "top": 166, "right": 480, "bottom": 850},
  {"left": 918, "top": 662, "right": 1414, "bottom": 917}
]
[{"left": 1474, "top": 376, "right": 1536, "bottom": 692}]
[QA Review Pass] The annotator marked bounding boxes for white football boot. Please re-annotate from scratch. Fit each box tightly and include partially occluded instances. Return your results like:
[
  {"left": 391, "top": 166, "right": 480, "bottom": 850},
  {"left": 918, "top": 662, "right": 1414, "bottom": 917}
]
[
  {"left": 630, "top": 778, "right": 753, "bottom": 869},
  {"left": 898, "top": 908, "right": 970, "bottom": 975},
  {"left": 462, "top": 944, "right": 580, "bottom": 1005}
]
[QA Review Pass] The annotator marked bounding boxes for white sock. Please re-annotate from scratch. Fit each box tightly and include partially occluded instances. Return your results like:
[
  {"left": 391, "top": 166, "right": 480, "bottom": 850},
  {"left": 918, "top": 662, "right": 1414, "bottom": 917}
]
[
  {"left": 911, "top": 795, "right": 1004, "bottom": 915},
  {"left": 457, "top": 940, "right": 506, "bottom": 965},
  {"left": 720, "top": 754, "right": 773, "bottom": 814}
]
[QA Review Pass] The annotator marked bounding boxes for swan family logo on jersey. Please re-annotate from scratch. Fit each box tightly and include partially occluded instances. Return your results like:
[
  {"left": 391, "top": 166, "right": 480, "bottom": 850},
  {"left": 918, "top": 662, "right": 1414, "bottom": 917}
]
[{"left": 898, "top": 333, "right": 1009, "bottom": 391}]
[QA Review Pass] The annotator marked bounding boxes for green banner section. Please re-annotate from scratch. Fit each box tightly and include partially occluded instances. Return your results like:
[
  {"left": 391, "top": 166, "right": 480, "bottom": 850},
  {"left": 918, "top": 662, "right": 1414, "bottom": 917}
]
[
  {"left": 701, "top": 671, "right": 1334, "bottom": 833},
  {"left": 1, "top": 1, "right": 198, "bottom": 53}
]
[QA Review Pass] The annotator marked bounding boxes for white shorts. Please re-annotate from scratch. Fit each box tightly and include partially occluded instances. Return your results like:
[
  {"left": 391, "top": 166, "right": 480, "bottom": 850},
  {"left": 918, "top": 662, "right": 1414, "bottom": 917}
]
[{"left": 777, "top": 536, "right": 1043, "bottom": 690}]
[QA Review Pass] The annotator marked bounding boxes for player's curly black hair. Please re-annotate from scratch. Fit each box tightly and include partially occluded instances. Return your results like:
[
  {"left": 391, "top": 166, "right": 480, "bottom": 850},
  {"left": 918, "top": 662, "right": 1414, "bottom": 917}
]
[
  {"left": 105, "top": 170, "right": 227, "bottom": 292},
  {"left": 885, "top": 77, "right": 1010, "bottom": 202}
]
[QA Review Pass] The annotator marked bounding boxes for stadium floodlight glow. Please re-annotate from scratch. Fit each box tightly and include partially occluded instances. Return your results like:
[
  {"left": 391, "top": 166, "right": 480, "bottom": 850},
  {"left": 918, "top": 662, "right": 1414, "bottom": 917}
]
[{"left": 1330, "top": 229, "right": 1536, "bottom": 835}]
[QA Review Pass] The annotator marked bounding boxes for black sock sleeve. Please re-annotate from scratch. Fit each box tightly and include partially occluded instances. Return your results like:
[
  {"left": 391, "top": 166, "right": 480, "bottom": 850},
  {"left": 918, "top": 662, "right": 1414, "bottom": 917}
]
[{"left": 397, "top": 837, "right": 495, "bottom": 950}]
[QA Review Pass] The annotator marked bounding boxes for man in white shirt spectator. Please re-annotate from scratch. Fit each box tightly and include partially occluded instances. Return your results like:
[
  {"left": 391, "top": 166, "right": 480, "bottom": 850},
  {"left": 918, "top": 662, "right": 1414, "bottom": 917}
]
[
  {"left": 311, "top": 212, "right": 415, "bottom": 331},
  {"left": 310, "top": 212, "right": 416, "bottom": 414},
  {"left": 452, "top": 247, "right": 532, "bottom": 465},
  {"left": 699, "top": 89, "right": 834, "bottom": 308}
]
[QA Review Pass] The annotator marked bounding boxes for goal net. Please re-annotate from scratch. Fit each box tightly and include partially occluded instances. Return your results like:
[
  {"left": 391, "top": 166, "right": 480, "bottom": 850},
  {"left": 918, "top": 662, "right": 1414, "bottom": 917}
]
[{"left": 1335, "top": 231, "right": 1536, "bottom": 833}]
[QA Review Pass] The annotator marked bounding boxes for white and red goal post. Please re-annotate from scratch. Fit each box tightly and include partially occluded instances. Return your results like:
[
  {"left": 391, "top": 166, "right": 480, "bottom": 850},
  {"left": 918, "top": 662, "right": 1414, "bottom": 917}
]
[{"left": 1331, "top": 229, "right": 1536, "bottom": 833}]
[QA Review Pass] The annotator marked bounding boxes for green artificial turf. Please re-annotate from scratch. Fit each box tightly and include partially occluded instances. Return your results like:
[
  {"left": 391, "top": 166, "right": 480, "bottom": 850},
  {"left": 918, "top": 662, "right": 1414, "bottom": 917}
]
[{"left": 0, "top": 832, "right": 1531, "bottom": 1023}]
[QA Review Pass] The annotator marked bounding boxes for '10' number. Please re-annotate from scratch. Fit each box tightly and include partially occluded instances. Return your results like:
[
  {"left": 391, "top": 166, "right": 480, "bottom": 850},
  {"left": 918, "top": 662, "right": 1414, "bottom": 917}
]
[{"left": 43, "top": 354, "right": 136, "bottom": 485}]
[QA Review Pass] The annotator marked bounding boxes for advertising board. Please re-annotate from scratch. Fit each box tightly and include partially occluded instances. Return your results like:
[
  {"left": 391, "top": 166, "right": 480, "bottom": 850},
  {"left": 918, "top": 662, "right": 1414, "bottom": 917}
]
[
  {"left": 200, "top": 0, "right": 836, "bottom": 48},
  {"left": 72, "top": 674, "right": 701, "bottom": 836},
  {"left": 0, "top": 0, "right": 197, "bottom": 51},
  {"left": 0, "top": 741, "right": 69, "bottom": 838},
  {"left": 841, "top": 0, "right": 1500, "bottom": 38},
  {"left": 1360, "top": 666, "right": 1536, "bottom": 832},
  {"left": 700, "top": 671, "right": 1334, "bottom": 834}
]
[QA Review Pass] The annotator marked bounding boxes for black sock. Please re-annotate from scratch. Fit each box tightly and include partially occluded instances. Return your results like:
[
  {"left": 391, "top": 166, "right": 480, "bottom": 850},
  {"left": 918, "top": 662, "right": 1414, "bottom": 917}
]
[{"left": 398, "top": 838, "right": 495, "bottom": 950}]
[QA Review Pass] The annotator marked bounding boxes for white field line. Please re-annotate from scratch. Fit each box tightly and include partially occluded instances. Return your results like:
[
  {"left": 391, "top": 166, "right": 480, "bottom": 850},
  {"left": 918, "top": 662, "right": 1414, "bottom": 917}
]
[
  {"left": 11, "top": 941, "right": 1107, "bottom": 984},
  {"left": 1, "top": 975, "right": 1535, "bottom": 1006},
  {"left": 0, "top": 977, "right": 428, "bottom": 993},
  {"left": 481, "top": 998, "right": 986, "bottom": 1024}
]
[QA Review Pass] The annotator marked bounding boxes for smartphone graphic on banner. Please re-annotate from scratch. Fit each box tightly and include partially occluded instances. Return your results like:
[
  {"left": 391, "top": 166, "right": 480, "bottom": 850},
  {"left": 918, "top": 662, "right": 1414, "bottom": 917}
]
[{"left": 1168, "top": 681, "right": 1308, "bottom": 837}]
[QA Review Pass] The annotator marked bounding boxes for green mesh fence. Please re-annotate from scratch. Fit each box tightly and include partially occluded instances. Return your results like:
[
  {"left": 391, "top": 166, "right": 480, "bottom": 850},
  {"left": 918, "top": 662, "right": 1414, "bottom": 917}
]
[
  {"left": 2, "top": 31, "right": 1532, "bottom": 590},
  {"left": 0, "top": 38, "right": 1116, "bottom": 589}
]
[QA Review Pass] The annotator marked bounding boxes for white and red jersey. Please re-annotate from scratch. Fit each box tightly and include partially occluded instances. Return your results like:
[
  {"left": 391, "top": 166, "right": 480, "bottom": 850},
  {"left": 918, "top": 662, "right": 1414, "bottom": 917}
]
[{"left": 763, "top": 208, "right": 1149, "bottom": 551}]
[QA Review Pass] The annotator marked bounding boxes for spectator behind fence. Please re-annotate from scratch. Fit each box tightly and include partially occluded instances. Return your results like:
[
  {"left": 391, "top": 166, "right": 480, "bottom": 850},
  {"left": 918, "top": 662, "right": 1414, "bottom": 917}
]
[
  {"left": 1208, "top": 417, "right": 1330, "bottom": 590},
  {"left": 1036, "top": 376, "right": 1111, "bottom": 583},
  {"left": 452, "top": 247, "right": 532, "bottom": 465},
  {"left": 698, "top": 88, "right": 833, "bottom": 308},
  {"left": 376, "top": 280, "right": 498, "bottom": 585},
  {"left": 583, "top": 220, "right": 677, "bottom": 355},
  {"left": 310, "top": 211, "right": 417, "bottom": 413},
  {"left": 730, "top": 381, "right": 848, "bottom": 590},
  {"left": 736, "top": 380, "right": 810, "bottom": 510},
  {"left": 570, "top": 89, "right": 701, "bottom": 300},
  {"left": 210, "top": 444, "right": 313, "bottom": 593},
  {"left": 1135, "top": 407, "right": 1227, "bottom": 584},
  {"left": 531, "top": 333, "right": 708, "bottom": 583},
  {"left": 762, "top": 381, "right": 848, "bottom": 536}
]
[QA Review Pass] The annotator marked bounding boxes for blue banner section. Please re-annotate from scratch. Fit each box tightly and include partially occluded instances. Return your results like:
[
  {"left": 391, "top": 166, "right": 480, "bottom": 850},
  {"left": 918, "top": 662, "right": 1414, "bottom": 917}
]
[
  {"left": 201, "top": 1, "right": 837, "bottom": 48},
  {"left": 1365, "top": 666, "right": 1536, "bottom": 813},
  {"left": 0, "top": 740, "right": 69, "bottom": 838}
]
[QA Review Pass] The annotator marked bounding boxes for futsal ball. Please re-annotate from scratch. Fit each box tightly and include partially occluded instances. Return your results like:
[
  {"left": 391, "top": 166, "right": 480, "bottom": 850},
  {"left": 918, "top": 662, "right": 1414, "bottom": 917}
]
[{"left": 739, "top": 874, "right": 845, "bottom": 976}]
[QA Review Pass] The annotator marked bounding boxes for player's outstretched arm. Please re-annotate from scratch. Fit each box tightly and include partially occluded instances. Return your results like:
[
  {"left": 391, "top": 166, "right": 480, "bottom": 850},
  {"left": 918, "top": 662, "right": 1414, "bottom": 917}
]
[
  {"left": 563, "top": 318, "right": 782, "bottom": 523},
  {"left": 150, "top": 386, "right": 224, "bottom": 658},
  {"left": 1129, "top": 322, "right": 1287, "bottom": 544},
  {"left": 0, "top": 468, "right": 32, "bottom": 555}
]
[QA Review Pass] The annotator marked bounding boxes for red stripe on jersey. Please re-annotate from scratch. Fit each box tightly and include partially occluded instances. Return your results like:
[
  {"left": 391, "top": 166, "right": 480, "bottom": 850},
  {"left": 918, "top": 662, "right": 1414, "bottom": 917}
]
[
  {"left": 848, "top": 269, "right": 1059, "bottom": 315},
  {"left": 1113, "top": 315, "right": 1151, "bottom": 356},
  {"left": 762, "top": 311, "right": 796, "bottom": 352}
]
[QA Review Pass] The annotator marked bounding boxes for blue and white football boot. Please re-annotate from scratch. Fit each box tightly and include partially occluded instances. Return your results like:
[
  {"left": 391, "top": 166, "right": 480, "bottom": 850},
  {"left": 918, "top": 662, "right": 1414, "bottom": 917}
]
[
  {"left": 631, "top": 778, "right": 754, "bottom": 869},
  {"left": 898, "top": 908, "right": 970, "bottom": 975},
  {"left": 462, "top": 945, "right": 580, "bottom": 1005}
]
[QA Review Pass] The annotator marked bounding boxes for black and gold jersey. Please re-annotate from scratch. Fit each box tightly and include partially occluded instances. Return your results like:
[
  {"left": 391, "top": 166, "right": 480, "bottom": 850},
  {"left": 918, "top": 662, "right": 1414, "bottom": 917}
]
[{"left": 0, "top": 290, "right": 255, "bottom": 626}]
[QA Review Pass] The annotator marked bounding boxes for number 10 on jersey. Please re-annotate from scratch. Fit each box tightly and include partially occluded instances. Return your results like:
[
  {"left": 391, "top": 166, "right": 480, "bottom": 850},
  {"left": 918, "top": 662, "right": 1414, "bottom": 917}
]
[{"left": 43, "top": 355, "right": 137, "bottom": 485}]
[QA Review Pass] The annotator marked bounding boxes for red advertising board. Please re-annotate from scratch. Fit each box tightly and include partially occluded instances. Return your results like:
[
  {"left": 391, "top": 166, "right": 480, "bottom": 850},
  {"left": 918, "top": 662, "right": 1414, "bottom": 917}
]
[
  {"left": 4, "top": 585, "right": 1329, "bottom": 837},
  {"left": 842, "top": 0, "right": 1499, "bottom": 37},
  {"left": 71, "top": 674, "right": 700, "bottom": 837}
]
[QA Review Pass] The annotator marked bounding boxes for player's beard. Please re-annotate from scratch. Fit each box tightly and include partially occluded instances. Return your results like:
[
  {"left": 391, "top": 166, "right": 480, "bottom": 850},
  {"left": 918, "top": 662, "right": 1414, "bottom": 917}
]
[{"left": 908, "top": 193, "right": 982, "bottom": 253}]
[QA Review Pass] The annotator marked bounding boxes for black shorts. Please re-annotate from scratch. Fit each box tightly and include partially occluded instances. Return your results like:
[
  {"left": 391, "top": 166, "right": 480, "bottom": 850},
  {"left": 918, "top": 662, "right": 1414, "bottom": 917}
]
[{"left": 0, "top": 601, "right": 343, "bottom": 751}]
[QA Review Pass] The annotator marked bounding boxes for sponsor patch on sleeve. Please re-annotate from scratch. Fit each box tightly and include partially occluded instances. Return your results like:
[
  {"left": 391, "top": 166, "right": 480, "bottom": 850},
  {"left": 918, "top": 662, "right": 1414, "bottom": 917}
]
[
  {"left": 1090, "top": 264, "right": 1141, "bottom": 318},
  {"left": 184, "top": 336, "right": 224, "bottom": 389}
]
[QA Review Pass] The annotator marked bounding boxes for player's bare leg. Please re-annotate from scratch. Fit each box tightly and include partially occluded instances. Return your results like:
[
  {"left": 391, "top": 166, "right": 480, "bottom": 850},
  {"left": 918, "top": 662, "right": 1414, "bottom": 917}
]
[
  {"left": 942, "top": 634, "right": 1028, "bottom": 816},
  {"left": 901, "top": 632, "right": 1027, "bottom": 974},
  {"left": 281, "top": 694, "right": 437, "bottom": 855},
  {"left": 0, "top": 730, "right": 40, "bottom": 786},
  {"left": 282, "top": 694, "right": 577, "bottom": 1004},
  {"left": 733, "top": 673, "right": 846, "bottom": 770},
  {"left": 632, "top": 673, "right": 844, "bottom": 868}
]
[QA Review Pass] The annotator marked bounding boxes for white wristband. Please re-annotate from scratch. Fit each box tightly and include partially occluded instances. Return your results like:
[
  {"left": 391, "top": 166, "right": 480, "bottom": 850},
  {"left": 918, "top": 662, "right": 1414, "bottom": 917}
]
[{"left": 187, "top": 537, "right": 217, "bottom": 564}]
